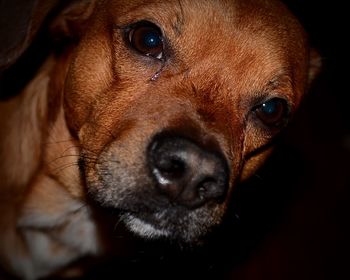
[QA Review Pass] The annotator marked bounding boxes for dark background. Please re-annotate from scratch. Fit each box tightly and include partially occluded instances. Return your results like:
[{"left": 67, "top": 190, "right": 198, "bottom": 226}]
[{"left": 0, "top": 1, "right": 349, "bottom": 279}]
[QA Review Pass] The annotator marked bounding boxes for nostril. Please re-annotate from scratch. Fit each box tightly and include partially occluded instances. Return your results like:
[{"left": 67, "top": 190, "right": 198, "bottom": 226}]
[
  {"left": 154, "top": 155, "right": 186, "bottom": 180},
  {"left": 198, "top": 178, "right": 213, "bottom": 201},
  {"left": 198, "top": 177, "right": 225, "bottom": 201}
]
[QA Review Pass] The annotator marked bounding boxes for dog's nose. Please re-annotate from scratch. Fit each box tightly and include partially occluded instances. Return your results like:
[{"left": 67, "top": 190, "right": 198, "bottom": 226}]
[{"left": 147, "top": 135, "right": 229, "bottom": 208}]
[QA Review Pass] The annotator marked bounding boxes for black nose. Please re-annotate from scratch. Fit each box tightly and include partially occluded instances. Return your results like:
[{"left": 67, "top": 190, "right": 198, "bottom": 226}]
[{"left": 147, "top": 134, "right": 229, "bottom": 208}]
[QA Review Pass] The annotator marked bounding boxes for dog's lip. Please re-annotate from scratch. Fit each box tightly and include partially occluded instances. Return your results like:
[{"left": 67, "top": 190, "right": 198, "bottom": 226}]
[
  {"left": 116, "top": 201, "right": 189, "bottom": 220},
  {"left": 118, "top": 207, "right": 177, "bottom": 240},
  {"left": 117, "top": 203, "right": 188, "bottom": 228},
  {"left": 122, "top": 212, "right": 172, "bottom": 238},
  {"left": 118, "top": 207, "right": 164, "bottom": 223}
]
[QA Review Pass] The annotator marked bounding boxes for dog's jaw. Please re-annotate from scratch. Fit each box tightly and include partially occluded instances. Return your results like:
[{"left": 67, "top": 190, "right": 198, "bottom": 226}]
[
  {"left": 118, "top": 206, "right": 223, "bottom": 243},
  {"left": 81, "top": 130, "right": 229, "bottom": 243}
]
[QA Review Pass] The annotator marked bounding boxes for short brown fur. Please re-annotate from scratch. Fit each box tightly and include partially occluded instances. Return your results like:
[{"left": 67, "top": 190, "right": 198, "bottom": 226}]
[{"left": 0, "top": 0, "right": 318, "bottom": 278}]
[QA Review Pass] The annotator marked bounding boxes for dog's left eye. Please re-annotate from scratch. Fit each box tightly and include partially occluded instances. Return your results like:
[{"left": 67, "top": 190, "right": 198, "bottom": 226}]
[
  {"left": 128, "top": 21, "right": 164, "bottom": 60},
  {"left": 253, "top": 97, "right": 289, "bottom": 128}
]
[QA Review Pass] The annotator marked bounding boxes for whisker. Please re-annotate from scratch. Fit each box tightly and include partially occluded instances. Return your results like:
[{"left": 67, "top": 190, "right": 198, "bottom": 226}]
[
  {"left": 44, "top": 139, "right": 76, "bottom": 145},
  {"left": 85, "top": 119, "right": 117, "bottom": 141},
  {"left": 113, "top": 216, "right": 127, "bottom": 239},
  {"left": 51, "top": 162, "right": 79, "bottom": 174},
  {"left": 253, "top": 173, "right": 264, "bottom": 181},
  {"left": 47, "top": 154, "right": 80, "bottom": 165},
  {"left": 76, "top": 201, "right": 89, "bottom": 212},
  {"left": 60, "top": 145, "right": 81, "bottom": 155},
  {"left": 98, "top": 124, "right": 116, "bottom": 140},
  {"left": 113, "top": 216, "right": 123, "bottom": 232},
  {"left": 46, "top": 145, "right": 80, "bottom": 164}
]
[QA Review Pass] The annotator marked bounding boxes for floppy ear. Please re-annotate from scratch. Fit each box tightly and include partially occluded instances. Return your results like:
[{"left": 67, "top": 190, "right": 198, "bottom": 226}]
[
  {"left": 0, "top": 0, "right": 97, "bottom": 71},
  {"left": 0, "top": 0, "right": 60, "bottom": 71},
  {"left": 308, "top": 48, "right": 322, "bottom": 86},
  {"left": 49, "top": 0, "right": 97, "bottom": 40}
]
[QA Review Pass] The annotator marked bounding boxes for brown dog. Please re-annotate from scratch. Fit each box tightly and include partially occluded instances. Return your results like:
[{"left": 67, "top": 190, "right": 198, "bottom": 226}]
[{"left": 0, "top": 0, "right": 320, "bottom": 278}]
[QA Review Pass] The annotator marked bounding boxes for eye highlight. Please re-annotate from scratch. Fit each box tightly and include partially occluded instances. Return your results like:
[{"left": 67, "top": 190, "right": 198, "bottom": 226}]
[
  {"left": 253, "top": 97, "right": 289, "bottom": 128},
  {"left": 127, "top": 21, "right": 164, "bottom": 60}
]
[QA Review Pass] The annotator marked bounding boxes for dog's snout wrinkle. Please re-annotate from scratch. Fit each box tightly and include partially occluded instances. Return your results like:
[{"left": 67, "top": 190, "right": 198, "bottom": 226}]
[{"left": 148, "top": 134, "right": 229, "bottom": 209}]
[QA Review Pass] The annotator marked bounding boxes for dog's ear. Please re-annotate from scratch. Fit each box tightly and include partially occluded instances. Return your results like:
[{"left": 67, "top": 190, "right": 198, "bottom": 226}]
[
  {"left": 308, "top": 48, "right": 322, "bottom": 86},
  {"left": 49, "top": 0, "right": 97, "bottom": 41},
  {"left": 0, "top": 0, "right": 97, "bottom": 71},
  {"left": 0, "top": 0, "right": 59, "bottom": 71}
]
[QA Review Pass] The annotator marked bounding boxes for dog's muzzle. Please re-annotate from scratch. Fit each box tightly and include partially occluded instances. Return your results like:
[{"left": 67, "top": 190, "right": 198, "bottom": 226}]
[
  {"left": 121, "top": 133, "right": 230, "bottom": 242},
  {"left": 87, "top": 130, "right": 230, "bottom": 242}
]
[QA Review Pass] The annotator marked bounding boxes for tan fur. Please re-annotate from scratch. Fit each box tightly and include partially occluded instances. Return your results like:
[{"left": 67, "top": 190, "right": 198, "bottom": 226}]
[{"left": 0, "top": 0, "right": 319, "bottom": 278}]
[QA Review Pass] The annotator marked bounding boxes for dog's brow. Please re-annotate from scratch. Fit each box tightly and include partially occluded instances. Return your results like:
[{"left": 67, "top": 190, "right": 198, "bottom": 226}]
[
  {"left": 171, "top": 0, "right": 185, "bottom": 36},
  {"left": 266, "top": 73, "right": 293, "bottom": 91}
]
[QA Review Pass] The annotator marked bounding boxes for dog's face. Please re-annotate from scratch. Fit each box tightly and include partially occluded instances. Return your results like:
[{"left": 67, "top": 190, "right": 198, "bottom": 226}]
[{"left": 63, "top": 0, "right": 313, "bottom": 243}]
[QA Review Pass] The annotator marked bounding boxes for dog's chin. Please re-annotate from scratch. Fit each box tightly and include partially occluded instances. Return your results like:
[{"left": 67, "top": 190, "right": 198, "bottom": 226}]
[
  {"left": 121, "top": 213, "right": 173, "bottom": 240},
  {"left": 116, "top": 204, "right": 224, "bottom": 244}
]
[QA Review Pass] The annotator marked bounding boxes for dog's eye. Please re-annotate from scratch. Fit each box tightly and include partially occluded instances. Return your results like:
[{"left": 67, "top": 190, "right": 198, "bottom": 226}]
[
  {"left": 254, "top": 97, "right": 289, "bottom": 128},
  {"left": 128, "top": 22, "right": 164, "bottom": 59}
]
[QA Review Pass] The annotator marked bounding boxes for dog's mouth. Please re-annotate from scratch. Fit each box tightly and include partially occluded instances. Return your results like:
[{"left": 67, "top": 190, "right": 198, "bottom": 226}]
[{"left": 85, "top": 171, "right": 227, "bottom": 243}]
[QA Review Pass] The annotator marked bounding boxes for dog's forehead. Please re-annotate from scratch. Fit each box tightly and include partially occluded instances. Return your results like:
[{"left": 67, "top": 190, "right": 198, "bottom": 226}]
[
  {"left": 90, "top": 0, "right": 309, "bottom": 102},
  {"left": 106, "top": 0, "right": 304, "bottom": 39},
  {"left": 105, "top": 0, "right": 307, "bottom": 74}
]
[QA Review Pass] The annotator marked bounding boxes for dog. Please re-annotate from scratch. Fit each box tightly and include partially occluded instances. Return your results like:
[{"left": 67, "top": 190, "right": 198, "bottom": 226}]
[{"left": 0, "top": 0, "right": 320, "bottom": 279}]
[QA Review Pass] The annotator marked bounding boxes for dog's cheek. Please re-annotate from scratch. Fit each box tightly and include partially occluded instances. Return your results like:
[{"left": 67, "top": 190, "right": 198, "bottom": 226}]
[
  {"left": 64, "top": 16, "right": 113, "bottom": 134},
  {"left": 83, "top": 135, "right": 152, "bottom": 208},
  {"left": 239, "top": 124, "right": 274, "bottom": 181},
  {"left": 240, "top": 148, "right": 273, "bottom": 181},
  {"left": 89, "top": 162, "right": 151, "bottom": 210}
]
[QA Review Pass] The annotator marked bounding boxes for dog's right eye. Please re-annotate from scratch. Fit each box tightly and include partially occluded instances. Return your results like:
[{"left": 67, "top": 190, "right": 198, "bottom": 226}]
[{"left": 128, "top": 21, "right": 164, "bottom": 60}]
